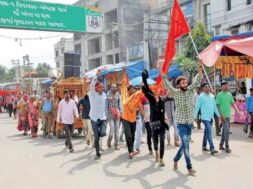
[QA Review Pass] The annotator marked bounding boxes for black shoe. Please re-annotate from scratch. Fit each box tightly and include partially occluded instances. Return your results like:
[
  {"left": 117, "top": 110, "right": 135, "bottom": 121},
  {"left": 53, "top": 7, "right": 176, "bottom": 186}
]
[
  {"left": 226, "top": 148, "right": 232, "bottom": 153},
  {"left": 211, "top": 150, "right": 219, "bottom": 155},
  {"left": 229, "top": 132, "right": 232, "bottom": 134},
  {"left": 69, "top": 148, "right": 74, "bottom": 153},
  {"left": 202, "top": 147, "right": 210, "bottom": 151},
  {"left": 219, "top": 145, "right": 225, "bottom": 150},
  {"left": 216, "top": 133, "right": 221, "bottom": 136},
  {"left": 94, "top": 155, "right": 101, "bottom": 160}
]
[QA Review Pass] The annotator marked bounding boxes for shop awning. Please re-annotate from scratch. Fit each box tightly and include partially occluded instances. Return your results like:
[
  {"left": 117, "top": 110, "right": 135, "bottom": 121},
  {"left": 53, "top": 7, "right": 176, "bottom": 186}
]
[
  {"left": 84, "top": 60, "right": 145, "bottom": 80},
  {"left": 148, "top": 65, "right": 182, "bottom": 79},
  {"left": 198, "top": 32, "right": 253, "bottom": 67}
]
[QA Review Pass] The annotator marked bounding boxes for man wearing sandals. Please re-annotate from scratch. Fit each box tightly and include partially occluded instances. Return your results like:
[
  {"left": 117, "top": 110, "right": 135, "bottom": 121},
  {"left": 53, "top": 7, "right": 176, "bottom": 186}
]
[{"left": 163, "top": 61, "right": 203, "bottom": 176}]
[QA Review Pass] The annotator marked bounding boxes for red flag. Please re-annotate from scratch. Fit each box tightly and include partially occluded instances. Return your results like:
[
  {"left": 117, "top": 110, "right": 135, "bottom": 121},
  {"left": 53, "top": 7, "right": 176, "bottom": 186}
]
[{"left": 156, "top": 0, "right": 190, "bottom": 84}]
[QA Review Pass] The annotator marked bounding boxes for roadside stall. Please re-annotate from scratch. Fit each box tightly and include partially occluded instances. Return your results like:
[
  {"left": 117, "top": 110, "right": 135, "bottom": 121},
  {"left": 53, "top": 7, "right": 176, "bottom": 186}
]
[
  {"left": 198, "top": 32, "right": 253, "bottom": 124},
  {"left": 52, "top": 77, "right": 88, "bottom": 137},
  {"left": 85, "top": 60, "right": 145, "bottom": 86},
  {"left": 84, "top": 60, "right": 182, "bottom": 89}
]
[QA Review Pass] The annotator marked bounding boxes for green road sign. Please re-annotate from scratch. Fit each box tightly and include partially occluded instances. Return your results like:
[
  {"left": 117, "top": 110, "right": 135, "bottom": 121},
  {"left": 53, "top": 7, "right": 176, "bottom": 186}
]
[{"left": 0, "top": 0, "right": 102, "bottom": 33}]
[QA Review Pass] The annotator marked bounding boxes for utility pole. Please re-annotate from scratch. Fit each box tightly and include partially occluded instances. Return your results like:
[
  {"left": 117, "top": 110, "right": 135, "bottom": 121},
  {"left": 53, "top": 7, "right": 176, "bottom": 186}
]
[
  {"left": 23, "top": 54, "right": 33, "bottom": 94},
  {"left": 11, "top": 59, "right": 21, "bottom": 82}
]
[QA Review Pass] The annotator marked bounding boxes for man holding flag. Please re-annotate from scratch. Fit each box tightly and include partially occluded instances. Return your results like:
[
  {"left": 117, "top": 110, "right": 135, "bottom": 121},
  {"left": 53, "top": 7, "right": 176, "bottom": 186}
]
[
  {"left": 159, "top": 0, "right": 204, "bottom": 175},
  {"left": 163, "top": 63, "right": 202, "bottom": 175}
]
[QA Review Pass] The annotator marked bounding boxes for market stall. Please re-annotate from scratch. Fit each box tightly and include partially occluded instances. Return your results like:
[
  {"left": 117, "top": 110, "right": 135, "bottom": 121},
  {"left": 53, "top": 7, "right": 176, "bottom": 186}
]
[
  {"left": 84, "top": 60, "right": 145, "bottom": 85},
  {"left": 198, "top": 32, "right": 253, "bottom": 124},
  {"left": 84, "top": 60, "right": 182, "bottom": 88}
]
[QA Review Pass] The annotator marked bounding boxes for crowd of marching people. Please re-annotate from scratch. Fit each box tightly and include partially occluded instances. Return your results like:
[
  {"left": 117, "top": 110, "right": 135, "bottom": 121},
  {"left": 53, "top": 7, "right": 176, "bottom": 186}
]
[{"left": 2, "top": 61, "right": 253, "bottom": 176}]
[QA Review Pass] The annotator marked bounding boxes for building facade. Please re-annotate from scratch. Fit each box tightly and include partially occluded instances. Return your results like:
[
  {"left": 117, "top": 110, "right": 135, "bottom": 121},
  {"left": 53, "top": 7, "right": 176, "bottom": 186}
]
[
  {"left": 210, "top": 0, "right": 253, "bottom": 35},
  {"left": 71, "top": 0, "right": 253, "bottom": 73},
  {"left": 194, "top": 0, "right": 211, "bottom": 32},
  {"left": 74, "top": 0, "right": 150, "bottom": 73},
  {"left": 54, "top": 38, "right": 75, "bottom": 76},
  {"left": 144, "top": 0, "right": 194, "bottom": 68},
  {"left": 194, "top": 0, "right": 253, "bottom": 35}
]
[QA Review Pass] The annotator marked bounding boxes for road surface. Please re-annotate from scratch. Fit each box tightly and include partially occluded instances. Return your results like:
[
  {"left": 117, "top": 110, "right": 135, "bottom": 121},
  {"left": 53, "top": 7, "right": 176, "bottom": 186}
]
[{"left": 0, "top": 113, "right": 252, "bottom": 189}]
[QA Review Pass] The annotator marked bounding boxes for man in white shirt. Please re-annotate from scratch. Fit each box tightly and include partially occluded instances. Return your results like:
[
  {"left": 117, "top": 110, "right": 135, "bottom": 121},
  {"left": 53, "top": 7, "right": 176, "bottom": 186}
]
[
  {"left": 57, "top": 91, "right": 79, "bottom": 153},
  {"left": 89, "top": 75, "right": 107, "bottom": 160}
]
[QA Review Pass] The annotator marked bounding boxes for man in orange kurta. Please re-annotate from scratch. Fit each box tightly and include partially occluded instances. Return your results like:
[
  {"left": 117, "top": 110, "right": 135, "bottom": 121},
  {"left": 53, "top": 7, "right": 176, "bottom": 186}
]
[{"left": 121, "top": 87, "right": 144, "bottom": 159}]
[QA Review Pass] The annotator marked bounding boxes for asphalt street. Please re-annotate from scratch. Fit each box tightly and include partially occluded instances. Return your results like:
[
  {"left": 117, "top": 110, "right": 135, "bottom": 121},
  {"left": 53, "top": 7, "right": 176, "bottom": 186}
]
[{"left": 0, "top": 113, "right": 252, "bottom": 189}]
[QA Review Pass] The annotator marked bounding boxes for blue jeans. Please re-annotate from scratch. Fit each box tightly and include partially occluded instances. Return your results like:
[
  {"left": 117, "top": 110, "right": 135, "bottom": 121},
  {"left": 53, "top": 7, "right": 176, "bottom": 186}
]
[
  {"left": 202, "top": 120, "right": 215, "bottom": 150},
  {"left": 220, "top": 118, "right": 230, "bottom": 148},
  {"left": 91, "top": 119, "right": 106, "bottom": 157},
  {"left": 174, "top": 123, "right": 193, "bottom": 170}
]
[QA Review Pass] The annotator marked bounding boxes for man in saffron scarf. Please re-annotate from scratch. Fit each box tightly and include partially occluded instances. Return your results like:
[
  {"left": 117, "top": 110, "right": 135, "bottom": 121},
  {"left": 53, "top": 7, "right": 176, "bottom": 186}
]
[{"left": 121, "top": 86, "right": 144, "bottom": 159}]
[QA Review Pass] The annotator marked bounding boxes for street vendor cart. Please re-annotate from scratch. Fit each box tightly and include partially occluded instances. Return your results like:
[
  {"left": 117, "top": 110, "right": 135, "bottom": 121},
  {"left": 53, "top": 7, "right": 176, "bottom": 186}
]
[{"left": 52, "top": 77, "right": 88, "bottom": 137}]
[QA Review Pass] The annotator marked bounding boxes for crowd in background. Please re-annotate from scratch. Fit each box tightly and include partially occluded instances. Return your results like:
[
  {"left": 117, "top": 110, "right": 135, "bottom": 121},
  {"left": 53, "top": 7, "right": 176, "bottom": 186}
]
[{"left": 1, "top": 63, "right": 253, "bottom": 176}]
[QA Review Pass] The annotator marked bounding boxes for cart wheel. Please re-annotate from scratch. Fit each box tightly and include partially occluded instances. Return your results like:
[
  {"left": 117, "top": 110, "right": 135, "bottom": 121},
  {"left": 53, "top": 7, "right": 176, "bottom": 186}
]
[{"left": 78, "top": 128, "right": 82, "bottom": 134}]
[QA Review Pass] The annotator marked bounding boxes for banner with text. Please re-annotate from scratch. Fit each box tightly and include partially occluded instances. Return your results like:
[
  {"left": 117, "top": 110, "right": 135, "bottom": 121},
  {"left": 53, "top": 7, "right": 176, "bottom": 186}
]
[{"left": 0, "top": 0, "right": 102, "bottom": 33}]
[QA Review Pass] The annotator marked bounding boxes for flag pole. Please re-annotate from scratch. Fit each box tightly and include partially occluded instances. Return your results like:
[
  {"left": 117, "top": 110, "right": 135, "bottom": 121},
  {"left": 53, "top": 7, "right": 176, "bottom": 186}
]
[{"left": 188, "top": 32, "right": 214, "bottom": 92}]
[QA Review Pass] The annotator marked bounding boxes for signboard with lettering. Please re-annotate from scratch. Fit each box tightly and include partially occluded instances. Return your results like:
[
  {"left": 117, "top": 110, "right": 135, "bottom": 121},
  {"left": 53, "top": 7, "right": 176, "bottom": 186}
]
[
  {"left": 127, "top": 42, "right": 145, "bottom": 61},
  {"left": 86, "top": 9, "right": 102, "bottom": 33},
  {"left": 0, "top": 0, "right": 102, "bottom": 33}
]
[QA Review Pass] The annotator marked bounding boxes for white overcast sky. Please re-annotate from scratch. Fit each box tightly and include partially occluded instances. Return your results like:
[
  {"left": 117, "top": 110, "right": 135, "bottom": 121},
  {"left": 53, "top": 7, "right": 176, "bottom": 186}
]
[{"left": 0, "top": 0, "right": 77, "bottom": 69}]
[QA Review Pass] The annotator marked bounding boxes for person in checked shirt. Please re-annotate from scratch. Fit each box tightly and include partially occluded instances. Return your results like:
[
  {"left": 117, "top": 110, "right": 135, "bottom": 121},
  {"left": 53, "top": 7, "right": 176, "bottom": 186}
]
[
  {"left": 105, "top": 84, "right": 122, "bottom": 150},
  {"left": 163, "top": 61, "right": 203, "bottom": 176}
]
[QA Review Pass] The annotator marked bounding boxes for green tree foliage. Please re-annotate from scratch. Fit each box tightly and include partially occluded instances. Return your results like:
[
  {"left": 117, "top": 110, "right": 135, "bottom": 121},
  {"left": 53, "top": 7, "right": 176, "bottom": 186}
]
[
  {"left": 5, "top": 68, "right": 16, "bottom": 81},
  {"left": 0, "top": 65, "right": 7, "bottom": 81},
  {"left": 184, "top": 23, "right": 212, "bottom": 59},
  {"left": 0, "top": 65, "right": 15, "bottom": 82},
  {"left": 36, "top": 63, "right": 51, "bottom": 74},
  {"left": 175, "top": 54, "right": 197, "bottom": 74},
  {"left": 175, "top": 23, "right": 211, "bottom": 76}
]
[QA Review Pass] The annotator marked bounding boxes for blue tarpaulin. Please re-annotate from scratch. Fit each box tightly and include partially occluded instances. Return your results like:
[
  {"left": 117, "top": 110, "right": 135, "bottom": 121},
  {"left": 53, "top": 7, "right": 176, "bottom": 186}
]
[
  {"left": 40, "top": 79, "right": 54, "bottom": 85},
  {"left": 86, "top": 60, "right": 146, "bottom": 80},
  {"left": 212, "top": 31, "right": 253, "bottom": 41},
  {"left": 99, "top": 60, "right": 145, "bottom": 80},
  {"left": 86, "top": 60, "right": 182, "bottom": 82},
  {"left": 148, "top": 65, "right": 182, "bottom": 79},
  {"left": 130, "top": 77, "right": 155, "bottom": 86}
]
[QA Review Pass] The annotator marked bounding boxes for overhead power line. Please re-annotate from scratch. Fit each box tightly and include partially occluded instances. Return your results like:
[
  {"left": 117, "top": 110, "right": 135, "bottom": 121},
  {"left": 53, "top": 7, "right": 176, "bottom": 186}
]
[{"left": 0, "top": 33, "right": 70, "bottom": 40}]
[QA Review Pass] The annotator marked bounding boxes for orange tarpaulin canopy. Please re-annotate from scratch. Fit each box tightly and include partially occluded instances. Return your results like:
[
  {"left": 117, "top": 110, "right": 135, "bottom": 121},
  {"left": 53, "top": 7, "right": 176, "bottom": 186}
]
[
  {"left": 198, "top": 33, "right": 253, "bottom": 78},
  {"left": 198, "top": 37, "right": 253, "bottom": 67}
]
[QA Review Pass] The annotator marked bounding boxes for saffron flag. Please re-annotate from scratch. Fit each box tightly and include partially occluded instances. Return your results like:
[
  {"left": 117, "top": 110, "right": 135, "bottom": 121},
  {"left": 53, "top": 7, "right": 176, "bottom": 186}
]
[
  {"left": 121, "top": 70, "right": 129, "bottom": 104},
  {"left": 124, "top": 90, "right": 144, "bottom": 113},
  {"left": 157, "top": 0, "right": 190, "bottom": 84}
]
